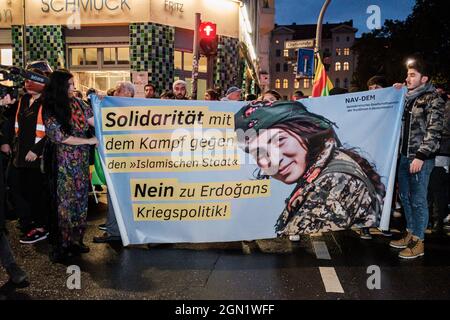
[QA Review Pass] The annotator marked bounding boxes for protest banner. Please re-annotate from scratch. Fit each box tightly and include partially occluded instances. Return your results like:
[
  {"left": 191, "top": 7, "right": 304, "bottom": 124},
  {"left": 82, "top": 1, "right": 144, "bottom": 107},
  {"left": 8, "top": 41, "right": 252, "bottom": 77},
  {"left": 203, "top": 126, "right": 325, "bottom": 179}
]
[{"left": 92, "top": 87, "right": 405, "bottom": 245}]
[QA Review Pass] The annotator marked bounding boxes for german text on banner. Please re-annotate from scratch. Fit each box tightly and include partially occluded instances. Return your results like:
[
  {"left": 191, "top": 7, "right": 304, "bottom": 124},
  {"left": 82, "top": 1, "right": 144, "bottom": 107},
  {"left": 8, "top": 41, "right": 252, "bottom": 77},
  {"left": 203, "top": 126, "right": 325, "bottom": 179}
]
[{"left": 91, "top": 87, "right": 405, "bottom": 245}]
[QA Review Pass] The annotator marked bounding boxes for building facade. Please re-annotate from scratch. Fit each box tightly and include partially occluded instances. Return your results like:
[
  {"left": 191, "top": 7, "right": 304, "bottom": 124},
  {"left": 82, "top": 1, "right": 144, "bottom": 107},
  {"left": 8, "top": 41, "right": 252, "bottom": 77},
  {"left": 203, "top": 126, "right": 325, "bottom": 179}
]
[
  {"left": 270, "top": 20, "right": 357, "bottom": 99},
  {"left": 241, "top": 0, "right": 275, "bottom": 95},
  {"left": 0, "top": 0, "right": 270, "bottom": 98}
]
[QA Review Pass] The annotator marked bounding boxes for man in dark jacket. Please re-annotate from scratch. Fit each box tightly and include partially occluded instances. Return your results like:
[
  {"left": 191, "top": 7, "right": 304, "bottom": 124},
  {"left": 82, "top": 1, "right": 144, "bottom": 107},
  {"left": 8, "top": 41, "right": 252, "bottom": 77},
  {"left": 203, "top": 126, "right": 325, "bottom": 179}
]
[
  {"left": 0, "top": 95, "right": 29, "bottom": 287},
  {"left": 1, "top": 68, "right": 50, "bottom": 244},
  {"left": 389, "top": 57, "right": 445, "bottom": 259}
]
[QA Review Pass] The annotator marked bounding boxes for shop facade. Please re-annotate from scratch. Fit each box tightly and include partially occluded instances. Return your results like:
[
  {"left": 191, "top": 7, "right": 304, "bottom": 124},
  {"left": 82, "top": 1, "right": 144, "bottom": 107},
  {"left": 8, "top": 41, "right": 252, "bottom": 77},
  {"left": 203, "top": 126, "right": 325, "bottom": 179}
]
[{"left": 0, "top": 0, "right": 260, "bottom": 98}]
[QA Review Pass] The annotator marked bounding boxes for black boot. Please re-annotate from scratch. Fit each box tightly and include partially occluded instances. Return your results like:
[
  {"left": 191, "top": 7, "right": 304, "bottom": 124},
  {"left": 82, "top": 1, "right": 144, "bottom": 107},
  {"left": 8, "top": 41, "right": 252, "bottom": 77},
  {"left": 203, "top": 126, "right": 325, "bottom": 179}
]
[
  {"left": 6, "top": 263, "right": 29, "bottom": 287},
  {"left": 77, "top": 241, "right": 90, "bottom": 254},
  {"left": 432, "top": 221, "right": 444, "bottom": 236}
]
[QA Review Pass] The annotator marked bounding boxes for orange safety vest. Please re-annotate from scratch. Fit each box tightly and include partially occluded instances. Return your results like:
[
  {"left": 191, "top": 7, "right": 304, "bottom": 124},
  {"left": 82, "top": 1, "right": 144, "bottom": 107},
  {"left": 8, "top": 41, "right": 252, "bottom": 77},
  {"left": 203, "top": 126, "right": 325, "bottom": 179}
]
[{"left": 14, "top": 96, "right": 46, "bottom": 144}]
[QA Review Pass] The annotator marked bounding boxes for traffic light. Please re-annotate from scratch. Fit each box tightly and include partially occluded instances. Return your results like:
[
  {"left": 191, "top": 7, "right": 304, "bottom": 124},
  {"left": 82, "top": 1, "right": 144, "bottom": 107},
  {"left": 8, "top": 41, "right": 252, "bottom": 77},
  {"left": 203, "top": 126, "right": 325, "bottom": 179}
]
[{"left": 199, "top": 21, "right": 218, "bottom": 56}]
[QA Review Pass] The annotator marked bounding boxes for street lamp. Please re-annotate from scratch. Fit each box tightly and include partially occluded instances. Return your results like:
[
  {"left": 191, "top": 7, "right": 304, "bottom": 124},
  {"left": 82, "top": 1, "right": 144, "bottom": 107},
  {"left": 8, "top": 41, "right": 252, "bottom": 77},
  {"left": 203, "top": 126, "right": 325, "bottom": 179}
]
[
  {"left": 406, "top": 58, "right": 415, "bottom": 67},
  {"left": 314, "top": 0, "right": 332, "bottom": 54}
]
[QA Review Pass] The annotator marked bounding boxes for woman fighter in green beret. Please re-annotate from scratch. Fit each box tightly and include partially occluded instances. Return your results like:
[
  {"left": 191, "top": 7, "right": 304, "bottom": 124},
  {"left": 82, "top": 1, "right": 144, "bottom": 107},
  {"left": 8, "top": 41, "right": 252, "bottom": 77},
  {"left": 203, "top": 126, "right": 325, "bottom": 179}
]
[{"left": 235, "top": 100, "right": 385, "bottom": 236}]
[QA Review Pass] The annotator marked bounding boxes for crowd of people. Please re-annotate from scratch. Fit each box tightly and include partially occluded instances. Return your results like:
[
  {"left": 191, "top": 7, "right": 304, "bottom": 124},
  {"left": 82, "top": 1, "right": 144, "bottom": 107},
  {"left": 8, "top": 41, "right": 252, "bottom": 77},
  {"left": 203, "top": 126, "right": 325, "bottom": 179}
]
[{"left": 0, "top": 54, "right": 448, "bottom": 287}]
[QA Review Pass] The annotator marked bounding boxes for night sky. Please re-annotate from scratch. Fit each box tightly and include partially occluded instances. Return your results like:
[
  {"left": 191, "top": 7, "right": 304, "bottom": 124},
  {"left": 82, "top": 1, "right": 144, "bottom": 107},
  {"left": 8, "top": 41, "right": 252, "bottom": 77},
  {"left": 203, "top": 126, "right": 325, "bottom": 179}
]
[{"left": 275, "top": 0, "right": 416, "bottom": 36}]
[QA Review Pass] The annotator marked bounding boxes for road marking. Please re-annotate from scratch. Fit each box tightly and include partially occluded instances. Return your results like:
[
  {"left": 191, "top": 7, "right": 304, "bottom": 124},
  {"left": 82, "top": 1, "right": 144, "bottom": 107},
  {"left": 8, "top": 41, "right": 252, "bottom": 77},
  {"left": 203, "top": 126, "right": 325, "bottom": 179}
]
[
  {"left": 312, "top": 241, "right": 331, "bottom": 260},
  {"left": 319, "top": 267, "right": 344, "bottom": 293}
]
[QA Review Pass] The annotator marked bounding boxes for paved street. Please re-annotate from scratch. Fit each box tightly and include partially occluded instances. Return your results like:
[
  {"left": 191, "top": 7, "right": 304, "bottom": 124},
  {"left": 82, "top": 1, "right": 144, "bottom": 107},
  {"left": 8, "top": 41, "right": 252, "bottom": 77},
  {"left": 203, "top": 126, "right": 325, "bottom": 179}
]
[{"left": 1, "top": 194, "right": 450, "bottom": 300}]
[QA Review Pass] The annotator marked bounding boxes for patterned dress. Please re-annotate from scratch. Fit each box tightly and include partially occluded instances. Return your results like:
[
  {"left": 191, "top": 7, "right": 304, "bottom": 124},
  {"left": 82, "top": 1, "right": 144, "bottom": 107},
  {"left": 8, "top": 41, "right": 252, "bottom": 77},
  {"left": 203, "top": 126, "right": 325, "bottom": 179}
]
[{"left": 44, "top": 98, "right": 93, "bottom": 248}]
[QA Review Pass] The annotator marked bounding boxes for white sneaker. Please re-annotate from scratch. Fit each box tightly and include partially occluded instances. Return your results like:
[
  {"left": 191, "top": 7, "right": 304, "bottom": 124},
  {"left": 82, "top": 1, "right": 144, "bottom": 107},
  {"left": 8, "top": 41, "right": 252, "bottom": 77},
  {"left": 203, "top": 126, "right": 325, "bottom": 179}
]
[{"left": 289, "top": 235, "right": 300, "bottom": 242}]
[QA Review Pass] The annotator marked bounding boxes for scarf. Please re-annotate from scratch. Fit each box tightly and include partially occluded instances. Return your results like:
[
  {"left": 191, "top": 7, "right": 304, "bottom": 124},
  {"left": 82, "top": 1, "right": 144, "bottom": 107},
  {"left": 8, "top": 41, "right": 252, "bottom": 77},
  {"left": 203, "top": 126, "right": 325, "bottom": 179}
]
[{"left": 405, "top": 82, "right": 435, "bottom": 104}]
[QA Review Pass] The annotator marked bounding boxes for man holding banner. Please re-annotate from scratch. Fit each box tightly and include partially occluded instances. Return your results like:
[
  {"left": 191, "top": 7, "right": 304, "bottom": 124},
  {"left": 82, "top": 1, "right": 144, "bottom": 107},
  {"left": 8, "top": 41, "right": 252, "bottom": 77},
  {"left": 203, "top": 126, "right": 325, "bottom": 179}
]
[{"left": 389, "top": 57, "right": 445, "bottom": 259}]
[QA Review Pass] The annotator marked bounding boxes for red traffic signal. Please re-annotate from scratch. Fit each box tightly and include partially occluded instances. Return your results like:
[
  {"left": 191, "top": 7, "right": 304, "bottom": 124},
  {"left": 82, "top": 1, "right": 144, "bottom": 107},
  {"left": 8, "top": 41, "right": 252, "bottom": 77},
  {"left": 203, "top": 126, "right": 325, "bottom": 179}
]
[
  {"left": 199, "top": 21, "right": 218, "bottom": 56},
  {"left": 199, "top": 22, "right": 217, "bottom": 40}
]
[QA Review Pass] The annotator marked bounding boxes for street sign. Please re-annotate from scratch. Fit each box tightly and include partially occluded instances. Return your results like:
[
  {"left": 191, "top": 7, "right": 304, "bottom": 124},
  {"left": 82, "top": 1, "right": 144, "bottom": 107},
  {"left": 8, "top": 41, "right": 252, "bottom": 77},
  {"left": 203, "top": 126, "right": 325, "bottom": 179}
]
[
  {"left": 297, "top": 48, "right": 314, "bottom": 78},
  {"left": 285, "top": 39, "right": 315, "bottom": 49}
]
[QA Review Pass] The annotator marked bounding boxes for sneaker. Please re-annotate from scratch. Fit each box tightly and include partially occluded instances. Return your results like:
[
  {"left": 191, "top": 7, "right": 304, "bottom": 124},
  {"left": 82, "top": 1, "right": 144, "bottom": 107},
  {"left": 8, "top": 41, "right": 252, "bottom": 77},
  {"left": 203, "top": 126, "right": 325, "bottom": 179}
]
[
  {"left": 359, "top": 228, "right": 372, "bottom": 240},
  {"left": 92, "top": 232, "right": 121, "bottom": 243},
  {"left": 19, "top": 228, "right": 49, "bottom": 244},
  {"left": 444, "top": 223, "right": 450, "bottom": 231},
  {"left": 389, "top": 231, "right": 412, "bottom": 249},
  {"left": 393, "top": 210, "right": 402, "bottom": 218},
  {"left": 289, "top": 235, "right": 300, "bottom": 242},
  {"left": 381, "top": 230, "right": 393, "bottom": 237},
  {"left": 6, "top": 263, "right": 29, "bottom": 285},
  {"left": 399, "top": 236, "right": 424, "bottom": 259},
  {"left": 98, "top": 223, "right": 107, "bottom": 231}
]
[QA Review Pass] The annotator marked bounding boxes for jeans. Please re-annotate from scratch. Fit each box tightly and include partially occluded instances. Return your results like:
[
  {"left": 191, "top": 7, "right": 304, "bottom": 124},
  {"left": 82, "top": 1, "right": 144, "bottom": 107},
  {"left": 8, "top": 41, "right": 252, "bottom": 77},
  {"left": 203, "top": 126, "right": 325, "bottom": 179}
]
[{"left": 397, "top": 154, "right": 435, "bottom": 240}]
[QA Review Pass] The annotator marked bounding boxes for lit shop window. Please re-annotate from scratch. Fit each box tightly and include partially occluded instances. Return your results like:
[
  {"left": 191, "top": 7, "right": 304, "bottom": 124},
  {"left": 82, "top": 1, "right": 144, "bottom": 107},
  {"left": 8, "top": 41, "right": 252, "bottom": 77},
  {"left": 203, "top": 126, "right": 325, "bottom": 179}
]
[
  {"left": 175, "top": 50, "right": 207, "bottom": 73},
  {"left": 275, "top": 79, "right": 281, "bottom": 89},
  {"left": 117, "top": 48, "right": 130, "bottom": 65},
  {"left": 0, "top": 48, "right": 12, "bottom": 66},
  {"left": 69, "top": 47, "right": 130, "bottom": 67},
  {"left": 343, "top": 62, "right": 350, "bottom": 71},
  {"left": 103, "top": 48, "right": 116, "bottom": 65},
  {"left": 283, "top": 79, "right": 289, "bottom": 89},
  {"left": 71, "top": 48, "right": 84, "bottom": 66},
  {"left": 71, "top": 71, "right": 130, "bottom": 95},
  {"left": 85, "top": 48, "right": 97, "bottom": 65}
]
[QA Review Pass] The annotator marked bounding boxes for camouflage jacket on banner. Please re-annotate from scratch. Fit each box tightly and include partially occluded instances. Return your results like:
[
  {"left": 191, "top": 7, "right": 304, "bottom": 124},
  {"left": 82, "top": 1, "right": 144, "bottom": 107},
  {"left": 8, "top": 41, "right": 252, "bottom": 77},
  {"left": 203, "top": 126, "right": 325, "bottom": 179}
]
[
  {"left": 275, "top": 143, "right": 382, "bottom": 236},
  {"left": 402, "top": 87, "right": 445, "bottom": 160}
]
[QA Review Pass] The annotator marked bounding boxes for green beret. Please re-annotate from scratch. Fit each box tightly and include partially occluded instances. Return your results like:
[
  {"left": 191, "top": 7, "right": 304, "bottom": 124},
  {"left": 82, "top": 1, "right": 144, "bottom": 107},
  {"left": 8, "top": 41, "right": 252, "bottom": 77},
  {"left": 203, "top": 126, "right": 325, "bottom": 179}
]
[{"left": 234, "top": 100, "right": 335, "bottom": 132}]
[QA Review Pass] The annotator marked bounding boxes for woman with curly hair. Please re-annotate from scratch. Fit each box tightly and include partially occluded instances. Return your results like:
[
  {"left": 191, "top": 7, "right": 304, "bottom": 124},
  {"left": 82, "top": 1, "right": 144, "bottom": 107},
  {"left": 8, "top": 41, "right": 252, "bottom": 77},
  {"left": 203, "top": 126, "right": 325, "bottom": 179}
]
[{"left": 235, "top": 100, "right": 385, "bottom": 236}]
